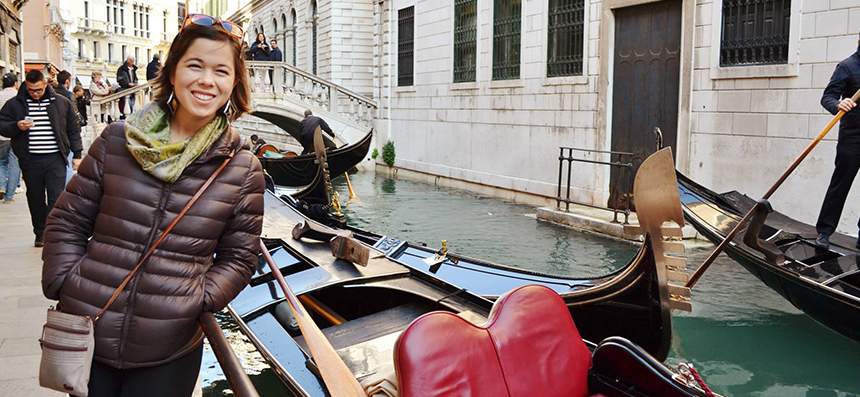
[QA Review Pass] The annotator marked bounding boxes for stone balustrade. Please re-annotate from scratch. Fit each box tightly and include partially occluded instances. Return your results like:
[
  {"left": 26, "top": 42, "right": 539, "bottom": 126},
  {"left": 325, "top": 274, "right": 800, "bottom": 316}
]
[{"left": 245, "top": 61, "right": 377, "bottom": 127}]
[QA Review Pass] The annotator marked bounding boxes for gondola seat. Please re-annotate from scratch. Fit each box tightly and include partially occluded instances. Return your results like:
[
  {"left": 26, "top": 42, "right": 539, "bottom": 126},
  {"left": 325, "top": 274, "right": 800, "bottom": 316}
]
[{"left": 394, "top": 285, "right": 606, "bottom": 397}]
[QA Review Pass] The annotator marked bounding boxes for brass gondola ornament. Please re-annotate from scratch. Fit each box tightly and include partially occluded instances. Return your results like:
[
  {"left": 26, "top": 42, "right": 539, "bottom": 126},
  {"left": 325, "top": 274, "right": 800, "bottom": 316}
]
[{"left": 621, "top": 148, "right": 692, "bottom": 312}]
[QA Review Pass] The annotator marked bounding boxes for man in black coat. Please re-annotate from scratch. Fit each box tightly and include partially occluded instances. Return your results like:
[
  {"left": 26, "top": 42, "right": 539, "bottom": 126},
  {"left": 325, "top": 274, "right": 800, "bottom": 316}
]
[
  {"left": 815, "top": 30, "right": 860, "bottom": 249},
  {"left": 299, "top": 109, "right": 335, "bottom": 155},
  {"left": 268, "top": 40, "right": 283, "bottom": 91},
  {"left": 0, "top": 69, "right": 82, "bottom": 246},
  {"left": 146, "top": 53, "right": 161, "bottom": 81},
  {"left": 116, "top": 56, "right": 139, "bottom": 116},
  {"left": 55, "top": 70, "right": 74, "bottom": 102}
]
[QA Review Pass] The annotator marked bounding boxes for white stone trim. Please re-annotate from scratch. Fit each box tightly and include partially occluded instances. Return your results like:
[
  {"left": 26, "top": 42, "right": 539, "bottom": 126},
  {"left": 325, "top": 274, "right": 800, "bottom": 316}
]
[
  {"left": 392, "top": 0, "right": 417, "bottom": 93},
  {"left": 708, "top": 0, "right": 801, "bottom": 80},
  {"left": 487, "top": 0, "right": 526, "bottom": 85},
  {"left": 540, "top": 0, "right": 590, "bottom": 86}
]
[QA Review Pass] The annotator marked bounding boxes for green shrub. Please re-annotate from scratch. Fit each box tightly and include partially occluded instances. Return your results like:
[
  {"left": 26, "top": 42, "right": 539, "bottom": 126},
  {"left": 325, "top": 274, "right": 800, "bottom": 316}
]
[
  {"left": 382, "top": 140, "right": 396, "bottom": 166},
  {"left": 371, "top": 148, "right": 379, "bottom": 159}
]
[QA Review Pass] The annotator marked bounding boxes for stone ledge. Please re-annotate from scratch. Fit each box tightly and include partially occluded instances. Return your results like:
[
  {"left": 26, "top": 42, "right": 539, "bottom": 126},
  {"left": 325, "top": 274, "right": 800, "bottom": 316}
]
[{"left": 537, "top": 207, "right": 703, "bottom": 241}]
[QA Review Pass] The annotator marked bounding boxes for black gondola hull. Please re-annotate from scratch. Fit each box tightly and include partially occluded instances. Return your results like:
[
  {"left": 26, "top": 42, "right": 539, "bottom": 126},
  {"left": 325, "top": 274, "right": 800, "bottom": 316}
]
[
  {"left": 679, "top": 173, "right": 860, "bottom": 343},
  {"left": 260, "top": 129, "right": 372, "bottom": 187}
]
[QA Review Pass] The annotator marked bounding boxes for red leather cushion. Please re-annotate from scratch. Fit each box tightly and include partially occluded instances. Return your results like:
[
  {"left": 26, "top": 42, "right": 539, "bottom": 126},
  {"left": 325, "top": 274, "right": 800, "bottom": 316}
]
[{"left": 394, "top": 285, "right": 593, "bottom": 397}]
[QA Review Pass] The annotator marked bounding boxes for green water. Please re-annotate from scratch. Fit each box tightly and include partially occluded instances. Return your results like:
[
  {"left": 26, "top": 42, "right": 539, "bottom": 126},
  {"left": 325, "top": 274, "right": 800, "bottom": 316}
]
[{"left": 203, "top": 171, "right": 860, "bottom": 396}]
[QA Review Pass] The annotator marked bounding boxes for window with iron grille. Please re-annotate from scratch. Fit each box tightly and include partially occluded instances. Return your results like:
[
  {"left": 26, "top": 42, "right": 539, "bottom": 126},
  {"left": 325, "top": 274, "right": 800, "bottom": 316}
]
[
  {"left": 547, "top": 0, "right": 584, "bottom": 77},
  {"left": 493, "top": 0, "right": 521, "bottom": 80},
  {"left": 398, "top": 7, "right": 415, "bottom": 87},
  {"left": 454, "top": 0, "right": 477, "bottom": 83},
  {"left": 292, "top": 11, "right": 297, "bottom": 66},
  {"left": 312, "top": 1, "right": 318, "bottom": 75},
  {"left": 720, "top": 0, "right": 791, "bottom": 66}
]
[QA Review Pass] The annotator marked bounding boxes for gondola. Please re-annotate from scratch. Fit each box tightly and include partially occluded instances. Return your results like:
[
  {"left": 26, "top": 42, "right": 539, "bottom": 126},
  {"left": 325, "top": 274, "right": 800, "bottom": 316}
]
[
  {"left": 678, "top": 172, "right": 860, "bottom": 343},
  {"left": 259, "top": 129, "right": 373, "bottom": 187},
  {"left": 227, "top": 150, "right": 711, "bottom": 396}
]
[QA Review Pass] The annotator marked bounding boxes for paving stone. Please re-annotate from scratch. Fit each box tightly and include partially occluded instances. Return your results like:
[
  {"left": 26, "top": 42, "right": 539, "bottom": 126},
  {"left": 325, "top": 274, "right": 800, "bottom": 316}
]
[
  {"left": 0, "top": 354, "right": 41, "bottom": 381},
  {"left": 0, "top": 337, "right": 41, "bottom": 358},
  {"left": 0, "top": 378, "right": 64, "bottom": 396}
]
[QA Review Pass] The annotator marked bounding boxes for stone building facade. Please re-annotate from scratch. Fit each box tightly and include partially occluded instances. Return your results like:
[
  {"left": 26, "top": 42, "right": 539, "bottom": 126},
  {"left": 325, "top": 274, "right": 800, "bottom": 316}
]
[
  {"left": 62, "top": 0, "right": 185, "bottom": 88},
  {"left": 229, "top": 0, "right": 860, "bottom": 234},
  {"left": 0, "top": 0, "right": 23, "bottom": 78},
  {"left": 224, "top": 0, "right": 375, "bottom": 97}
]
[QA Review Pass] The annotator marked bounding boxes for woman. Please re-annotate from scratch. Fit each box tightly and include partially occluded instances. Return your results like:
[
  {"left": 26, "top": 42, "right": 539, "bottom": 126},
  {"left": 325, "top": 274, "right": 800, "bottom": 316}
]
[
  {"left": 42, "top": 14, "right": 263, "bottom": 396},
  {"left": 72, "top": 85, "right": 88, "bottom": 126},
  {"left": 249, "top": 32, "right": 270, "bottom": 61},
  {"left": 88, "top": 72, "right": 118, "bottom": 123}
]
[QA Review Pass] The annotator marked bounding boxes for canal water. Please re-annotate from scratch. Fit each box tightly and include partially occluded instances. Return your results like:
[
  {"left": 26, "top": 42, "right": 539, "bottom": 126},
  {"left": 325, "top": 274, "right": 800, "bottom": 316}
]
[{"left": 202, "top": 171, "right": 860, "bottom": 397}]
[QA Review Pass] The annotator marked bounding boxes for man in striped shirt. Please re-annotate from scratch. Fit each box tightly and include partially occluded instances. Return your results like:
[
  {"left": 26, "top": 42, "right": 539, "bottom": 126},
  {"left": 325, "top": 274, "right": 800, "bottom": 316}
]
[{"left": 0, "top": 69, "right": 82, "bottom": 247}]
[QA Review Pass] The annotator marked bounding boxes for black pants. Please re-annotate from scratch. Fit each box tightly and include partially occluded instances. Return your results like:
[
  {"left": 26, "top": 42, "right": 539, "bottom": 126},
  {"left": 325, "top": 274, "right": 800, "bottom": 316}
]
[
  {"left": 21, "top": 152, "right": 66, "bottom": 237},
  {"left": 82, "top": 344, "right": 203, "bottom": 397},
  {"left": 816, "top": 136, "right": 860, "bottom": 236}
]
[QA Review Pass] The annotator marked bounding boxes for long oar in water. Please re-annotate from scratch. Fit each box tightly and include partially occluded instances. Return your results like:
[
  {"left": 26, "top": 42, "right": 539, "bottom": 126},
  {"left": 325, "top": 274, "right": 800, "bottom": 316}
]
[
  {"left": 333, "top": 135, "right": 358, "bottom": 200},
  {"left": 686, "top": 88, "right": 860, "bottom": 290},
  {"left": 199, "top": 312, "right": 260, "bottom": 397},
  {"left": 258, "top": 240, "right": 366, "bottom": 396}
]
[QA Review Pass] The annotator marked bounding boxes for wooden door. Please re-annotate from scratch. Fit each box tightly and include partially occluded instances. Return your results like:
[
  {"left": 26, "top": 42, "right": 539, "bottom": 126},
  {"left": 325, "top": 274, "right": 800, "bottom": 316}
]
[{"left": 609, "top": 0, "right": 682, "bottom": 209}]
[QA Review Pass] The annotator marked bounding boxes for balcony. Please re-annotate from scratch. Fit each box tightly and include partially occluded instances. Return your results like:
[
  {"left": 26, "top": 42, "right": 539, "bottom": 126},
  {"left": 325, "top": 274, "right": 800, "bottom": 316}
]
[
  {"left": 160, "top": 32, "right": 172, "bottom": 46},
  {"left": 77, "top": 18, "right": 109, "bottom": 36}
]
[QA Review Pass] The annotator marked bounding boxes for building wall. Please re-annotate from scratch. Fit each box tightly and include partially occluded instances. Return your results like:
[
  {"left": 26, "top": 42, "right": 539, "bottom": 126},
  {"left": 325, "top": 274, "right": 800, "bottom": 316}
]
[
  {"left": 64, "top": 0, "right": 182, "bottom": 87},
  {"left": 688, "top": 1, "right": 860, "bottom": 231},
  {"left": 227, "top": 0, "right": 374, "bottom": 97},
  {"left": 376, "top": 0, "right": 604, "bottom": 202},
  {"left": 375, "top": 0, "right": 860, "bottom": 234},
  {"left": 0, "top": 0, "right": 24, "bottom": 76}
]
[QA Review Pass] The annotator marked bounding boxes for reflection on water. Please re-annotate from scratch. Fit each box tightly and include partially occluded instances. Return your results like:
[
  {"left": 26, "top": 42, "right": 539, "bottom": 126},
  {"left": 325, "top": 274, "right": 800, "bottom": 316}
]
[{"left": 204, "top": 172, "right": 860, "bottom": 397}]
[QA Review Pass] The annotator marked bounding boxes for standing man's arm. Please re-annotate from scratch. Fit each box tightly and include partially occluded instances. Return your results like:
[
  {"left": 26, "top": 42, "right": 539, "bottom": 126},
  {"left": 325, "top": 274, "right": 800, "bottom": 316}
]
[
  {"left": 822, "top": 63, "right": 855, "bottom": 115},
  {"left": 320, "top": 118, "right": 335, "bottom": 138}
]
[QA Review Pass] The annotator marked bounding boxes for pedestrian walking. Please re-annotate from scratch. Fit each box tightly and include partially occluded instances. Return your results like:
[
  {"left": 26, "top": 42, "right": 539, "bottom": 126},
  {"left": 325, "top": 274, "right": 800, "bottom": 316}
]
[
  {"left": 147, "top": 53, "right": 162, "bottom": 81},
  {"left": 0, "top": 69, "right": 82, "bottom": 246},
  {"left": 0, "top": 72, "right": 19, "bottom": 203},
  {"left": 41, "top": 13, "right": 263, "bottom": 397},
  {"left": 815, "top": 30, "right": 860, "bottom": 249},
  {"left": 299, "top": 109, "right": 335, "bottom": 154},
  {"left": 116, "top": 55, "right": 139, "bottom": 116},
  {"left": 55, "top": 70, "right": 74, "bottom": 102},
  {"left": 89, "top": 71, "right": 118, "bottom": 123}
]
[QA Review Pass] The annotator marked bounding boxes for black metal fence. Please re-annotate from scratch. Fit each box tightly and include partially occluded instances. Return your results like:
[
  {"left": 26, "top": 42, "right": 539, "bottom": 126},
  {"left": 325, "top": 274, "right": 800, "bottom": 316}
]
[{"left": 556, "top": 147, "right": 634, "bottom": 224}]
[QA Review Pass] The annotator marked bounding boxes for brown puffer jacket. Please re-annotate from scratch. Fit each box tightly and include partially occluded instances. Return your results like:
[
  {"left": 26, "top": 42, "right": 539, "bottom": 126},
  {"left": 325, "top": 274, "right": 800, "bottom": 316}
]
[{"left": 41, "top": 121, "right": 264, "bottom": 368}]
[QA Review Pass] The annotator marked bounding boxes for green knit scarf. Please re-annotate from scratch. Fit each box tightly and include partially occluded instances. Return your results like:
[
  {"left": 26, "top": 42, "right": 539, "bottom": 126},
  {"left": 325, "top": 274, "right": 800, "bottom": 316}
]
[{"left": 125, "top": 103, "right": 227, "bottom": 183}]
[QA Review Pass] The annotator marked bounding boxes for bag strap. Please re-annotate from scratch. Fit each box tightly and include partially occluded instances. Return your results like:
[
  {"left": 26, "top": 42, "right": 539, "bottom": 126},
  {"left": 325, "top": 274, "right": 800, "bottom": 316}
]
[{"left": 95, "top": 148, "right": 236, "bottom": 322}]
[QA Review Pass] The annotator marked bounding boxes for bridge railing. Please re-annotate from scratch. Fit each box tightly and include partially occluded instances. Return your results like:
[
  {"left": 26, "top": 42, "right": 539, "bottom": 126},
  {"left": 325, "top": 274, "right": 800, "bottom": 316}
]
[
  {"left": 86, "top": 81, "right": 153, "bottom": 133},
  {"left": 245, "top": 61, "right": 377, "bottom": 127}
]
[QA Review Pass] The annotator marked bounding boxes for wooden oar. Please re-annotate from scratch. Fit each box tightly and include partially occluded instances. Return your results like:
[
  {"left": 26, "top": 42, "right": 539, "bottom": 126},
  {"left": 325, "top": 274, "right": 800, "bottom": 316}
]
[
  {"left": 686, "top": 88, "right": 860, "bottom": 290},
  {"left": 257, "top": 240, "right": 366, "bottom": 396},
  {"left": 333, "top": 135, "right": 358, "bottom": 200},
  {"left": 198, "top": 312, "right": 260, "bottom": 397}
]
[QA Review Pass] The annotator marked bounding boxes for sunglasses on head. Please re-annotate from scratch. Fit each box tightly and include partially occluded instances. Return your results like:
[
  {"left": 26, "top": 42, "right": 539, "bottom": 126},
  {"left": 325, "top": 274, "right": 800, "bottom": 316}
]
[{"left": 181, "top": 14, "right": 244, "bottom": 40}]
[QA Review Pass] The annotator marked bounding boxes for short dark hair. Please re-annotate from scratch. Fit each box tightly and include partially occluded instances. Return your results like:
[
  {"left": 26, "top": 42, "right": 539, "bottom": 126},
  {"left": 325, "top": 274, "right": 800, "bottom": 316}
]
[
  {"left": 304, "top": 109, "right": 313, "bottom": 117},
  {"left": 2, "top": 73, "right": 16, "bottom": 88},
  {"left": 73, "top": 85, "right": 84, "bottom": 94},
  {"left": 270, "top": 40, "right": 277, "bottom": 44},
  {"left": 25, "top": 69, "right": 44, "bottom": 84},
  {"left": 153, "top": 24, "right": 250, "bottom": 122},
  {"left": 250, "top": 134, "right": 259, "bottom": 141},
  {"left": 57, "top": 70, "right": 71, "bottom": 86}
]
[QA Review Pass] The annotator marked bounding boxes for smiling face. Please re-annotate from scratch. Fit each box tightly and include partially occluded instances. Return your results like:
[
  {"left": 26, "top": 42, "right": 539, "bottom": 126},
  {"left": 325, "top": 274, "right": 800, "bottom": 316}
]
[{"left": 170, "top": 38, "right": 236, "bottom": 122}]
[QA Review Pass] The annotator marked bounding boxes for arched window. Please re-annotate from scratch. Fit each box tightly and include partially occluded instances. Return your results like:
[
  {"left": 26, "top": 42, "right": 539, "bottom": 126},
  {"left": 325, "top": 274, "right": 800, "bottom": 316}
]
[
  {"left": 281, "top": 14, "right": 288, "bottom": 50},
  {"left": 291, "top": 10, "right": 297, "bottom": 66},
  {"left": 311, "top": 1, "right": 317, "bottom": 75}
]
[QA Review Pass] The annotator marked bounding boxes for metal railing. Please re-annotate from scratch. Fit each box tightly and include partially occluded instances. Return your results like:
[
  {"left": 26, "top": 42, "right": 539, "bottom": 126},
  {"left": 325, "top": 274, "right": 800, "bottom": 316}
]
[
  {"left": 556, "top": 147, "right": 634, "bottom": 224},
  {"left": 245, "top": 61, "right": 377, "bottom": 127}
]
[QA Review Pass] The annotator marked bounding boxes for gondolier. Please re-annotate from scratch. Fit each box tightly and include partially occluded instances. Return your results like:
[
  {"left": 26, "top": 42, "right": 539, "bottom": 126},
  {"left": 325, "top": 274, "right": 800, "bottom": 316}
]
[
  {"left": 815, "top": 30, "right": 860, "bottom": 249},
  {"left": 299, "top": 109, "right": 335, "bottom": 154}
]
